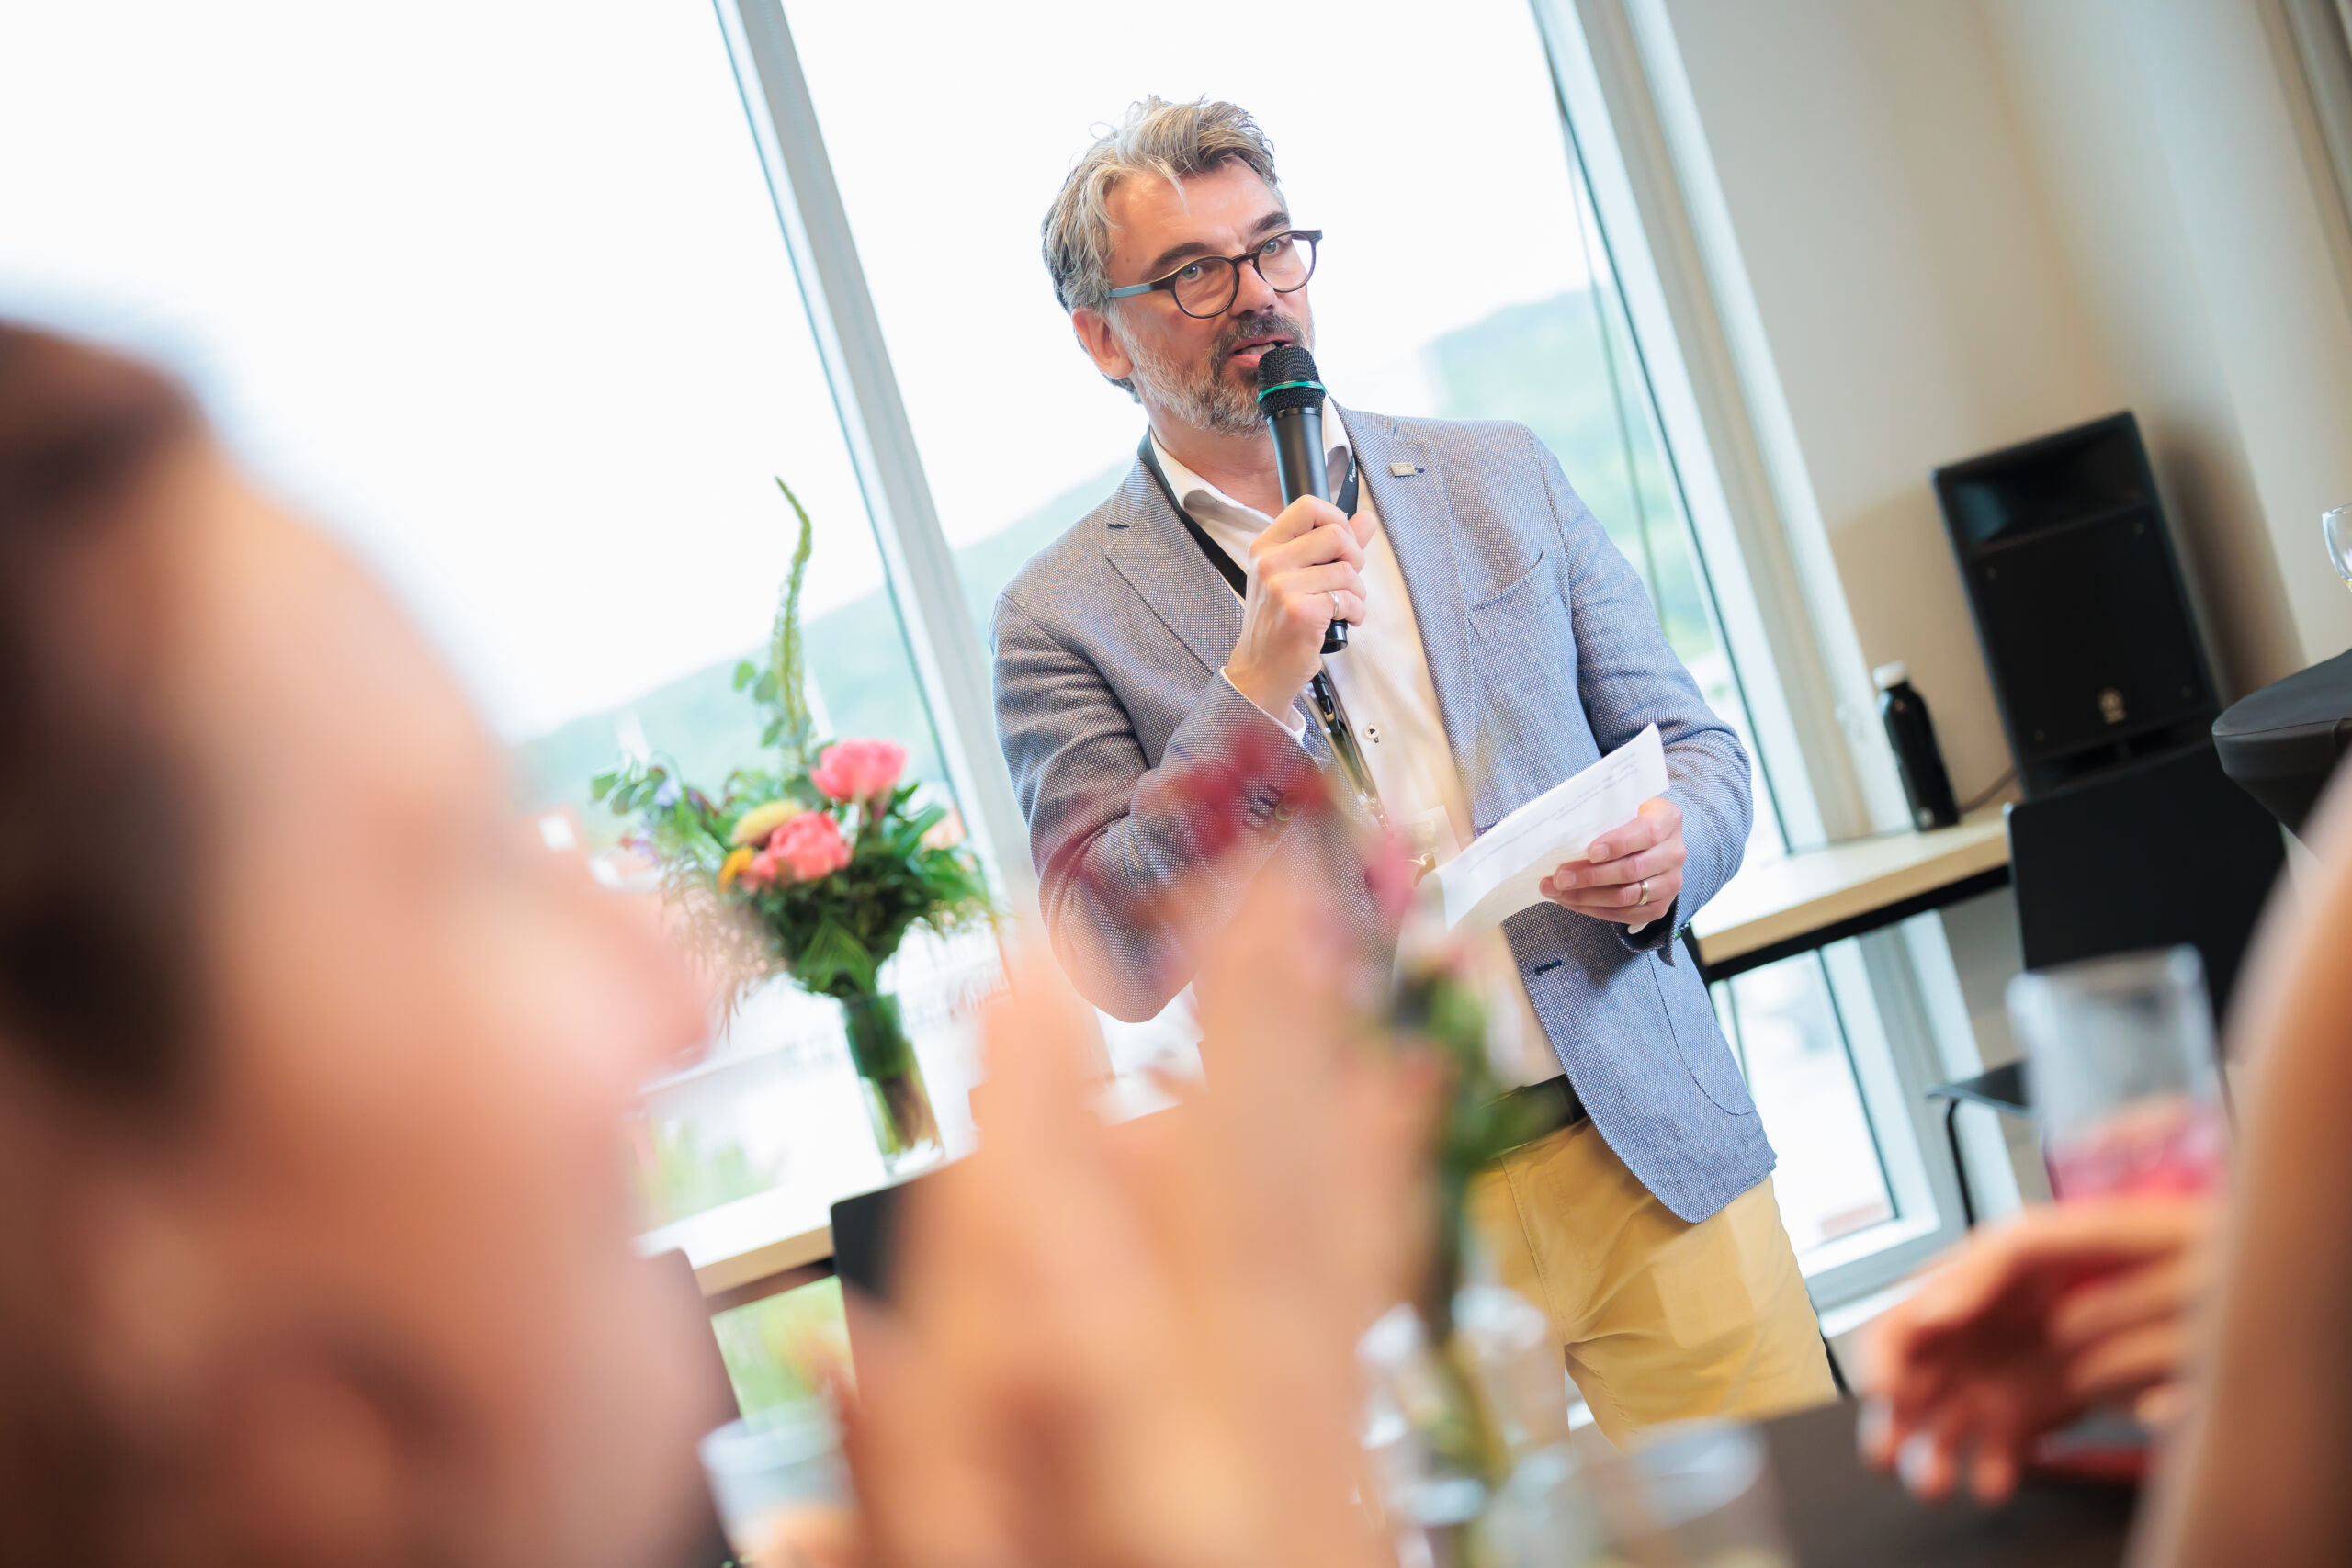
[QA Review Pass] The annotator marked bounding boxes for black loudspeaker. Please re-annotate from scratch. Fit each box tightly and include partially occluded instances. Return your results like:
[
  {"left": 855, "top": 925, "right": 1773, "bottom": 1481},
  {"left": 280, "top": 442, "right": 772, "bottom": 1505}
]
[
  {"left": 1932, "top": 412, "right": 2218, "bottom": 796},
  {"left": 2007, "top": 740, "right": 2284, "bottom": 1021}
]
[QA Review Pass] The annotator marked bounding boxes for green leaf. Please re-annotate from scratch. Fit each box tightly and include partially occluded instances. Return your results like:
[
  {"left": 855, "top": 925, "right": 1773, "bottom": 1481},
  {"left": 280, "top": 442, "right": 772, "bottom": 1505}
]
[
  {"left": 732, "top": 660, "right": 757, "bottom": 691},
  {"left": 796, "top": 914, "right": 876, "bottom": 996},
  {"left": 590, "top": 770, "right": 618, "bottom": 802},
  {"left": 766, "top": 478, "right": 818, "bottom": 768}
]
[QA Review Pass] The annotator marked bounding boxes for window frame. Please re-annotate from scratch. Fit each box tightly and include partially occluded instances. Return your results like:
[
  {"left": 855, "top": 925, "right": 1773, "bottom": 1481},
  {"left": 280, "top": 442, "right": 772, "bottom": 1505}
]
[
  {"left": 1532, "top": 0, "right": 1990, "bottom": 1302},
  {"left": 714, "top": 0, "right": 1035, "bottom": 919},
  {"left": 716, "top": 0, "right": 1991, "bottom": 1312}
]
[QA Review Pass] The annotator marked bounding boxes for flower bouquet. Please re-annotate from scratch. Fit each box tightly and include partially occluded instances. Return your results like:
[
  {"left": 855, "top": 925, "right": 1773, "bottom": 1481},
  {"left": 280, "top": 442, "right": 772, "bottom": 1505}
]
[
  {"left": 1097, "top": 728, "right": 1563, "bottom": 1564},
  {"left": 592, "top": 483, "right": 993, "bottom": 1175}
]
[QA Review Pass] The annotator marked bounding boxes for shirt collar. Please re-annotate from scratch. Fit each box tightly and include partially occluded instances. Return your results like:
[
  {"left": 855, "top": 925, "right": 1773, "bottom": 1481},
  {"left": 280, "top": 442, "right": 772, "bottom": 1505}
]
[{"left": 1149, "top": 405, "right": 1353, "bottom": 525}]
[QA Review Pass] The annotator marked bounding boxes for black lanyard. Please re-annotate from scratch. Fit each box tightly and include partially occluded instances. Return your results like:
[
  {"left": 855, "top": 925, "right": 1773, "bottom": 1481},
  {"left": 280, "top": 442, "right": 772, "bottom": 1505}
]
[{"left": 1135, "top": 434, "right": 1385, "bottom": 827}]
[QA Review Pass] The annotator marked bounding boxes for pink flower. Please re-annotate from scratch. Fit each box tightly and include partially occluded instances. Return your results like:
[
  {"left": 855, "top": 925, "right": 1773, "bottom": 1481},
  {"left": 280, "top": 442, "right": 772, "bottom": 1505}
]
[
  {"left": 756, "top": 810, "right": 852, "bottom": 885},
  {"left": 812, "top": 738, "right": 906, "bottom": 807},
  {"left": 1364, "top": 826, "right": 1422, "bottom": 923},
  {"left": 736, "top": 846, "right": 780, "bottom": 890}
]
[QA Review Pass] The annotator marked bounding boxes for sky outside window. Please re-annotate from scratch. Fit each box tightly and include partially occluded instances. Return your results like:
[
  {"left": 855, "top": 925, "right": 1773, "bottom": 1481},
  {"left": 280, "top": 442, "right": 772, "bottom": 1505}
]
[
  {"left": 0, "top": 0, "right": 885, "bottom": 746},
  {"left": 786, "top": 0, "right": 1597, "bottom": 560}
]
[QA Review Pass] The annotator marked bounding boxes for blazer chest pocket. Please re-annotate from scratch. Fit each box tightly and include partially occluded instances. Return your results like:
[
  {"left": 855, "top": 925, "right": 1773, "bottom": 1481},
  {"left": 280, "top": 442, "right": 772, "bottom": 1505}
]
[
  {"left": 1466, "top": 547, "right": 1549, "bottom": 615},
  {"left": 1464, "top": 551, "right": 1578, "bottom": 804},
  {"left": 1466, "top": 551, "right": 1573, "bottom": 702}
]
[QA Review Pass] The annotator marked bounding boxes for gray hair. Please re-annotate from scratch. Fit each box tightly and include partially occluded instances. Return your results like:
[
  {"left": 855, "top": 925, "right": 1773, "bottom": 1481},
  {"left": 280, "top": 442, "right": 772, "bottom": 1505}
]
[{"left": 1041, "top": 96, "right": 1283, "bottom": 318}]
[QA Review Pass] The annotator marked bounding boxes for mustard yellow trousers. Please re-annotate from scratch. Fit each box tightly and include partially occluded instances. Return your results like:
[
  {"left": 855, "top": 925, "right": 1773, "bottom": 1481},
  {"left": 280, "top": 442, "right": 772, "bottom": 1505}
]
[{"left": 1467, "top": 1117, "right": 1838, "bottom": 1445}]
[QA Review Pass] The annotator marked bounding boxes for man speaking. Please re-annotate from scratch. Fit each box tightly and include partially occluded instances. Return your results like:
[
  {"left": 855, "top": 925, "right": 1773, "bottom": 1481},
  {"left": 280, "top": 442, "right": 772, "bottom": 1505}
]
[{"left": 991, "top": 96, "right": 1834, "bottom": 1436}]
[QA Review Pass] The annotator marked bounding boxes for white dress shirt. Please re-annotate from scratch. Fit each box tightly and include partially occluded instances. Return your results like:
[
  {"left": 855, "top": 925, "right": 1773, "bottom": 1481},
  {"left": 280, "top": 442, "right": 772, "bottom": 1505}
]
[{"left": 1151, "top": 413, "right": 1561, "bottom": 1089}]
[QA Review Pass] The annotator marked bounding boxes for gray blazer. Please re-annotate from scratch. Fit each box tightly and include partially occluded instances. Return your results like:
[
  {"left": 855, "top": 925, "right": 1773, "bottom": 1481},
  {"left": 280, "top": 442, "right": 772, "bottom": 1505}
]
[{"left": 990, "top": 410, "right": 1773, "bottom": 1223}]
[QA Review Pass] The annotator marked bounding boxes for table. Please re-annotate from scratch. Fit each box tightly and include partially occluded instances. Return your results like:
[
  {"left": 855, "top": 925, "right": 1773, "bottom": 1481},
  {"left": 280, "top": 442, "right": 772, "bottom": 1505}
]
[
  {"left": 1691, "top": 812, "right": 2012, "bottom": 983},
  {"left": 635, "top": 1183, "right": 836, "bottom": 1314},
  {"left": 1768, "top": 1400, "right": 2133, "bottom": 1567},
  {"left": 669, "top": 815, "right": 2025, "bottom": 1311},
  {"left": 2212, "top": 645, "right": 2352, "bottom": 836}
]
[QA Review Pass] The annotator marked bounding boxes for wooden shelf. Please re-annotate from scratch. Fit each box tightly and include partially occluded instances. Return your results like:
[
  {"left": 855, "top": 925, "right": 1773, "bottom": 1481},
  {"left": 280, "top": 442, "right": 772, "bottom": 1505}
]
[
  {"left": 1691, "top": 809, "right": 2012, "bottom": 979},
  {"left": 650, "top": 813, "right": 2018, "bottom": 1303},
  {"left": 637, "top": 1182, "right": 835, "bottom": 1304}
]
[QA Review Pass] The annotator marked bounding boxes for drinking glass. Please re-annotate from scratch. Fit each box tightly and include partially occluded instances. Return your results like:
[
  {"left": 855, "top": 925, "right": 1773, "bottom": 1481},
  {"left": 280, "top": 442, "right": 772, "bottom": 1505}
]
[
  {"left": 2325, "top": 504, "right": 2352, "bottom": 593},
  {"left": 2007, "top": 947, "right": 2228, "bottom": 1201},
  {"left": 1570, "top": 1422, "right": 1793, "bottom": 1568},
  {"left": 697, "top": 1406, "right": 857, "bottom": 1568}
]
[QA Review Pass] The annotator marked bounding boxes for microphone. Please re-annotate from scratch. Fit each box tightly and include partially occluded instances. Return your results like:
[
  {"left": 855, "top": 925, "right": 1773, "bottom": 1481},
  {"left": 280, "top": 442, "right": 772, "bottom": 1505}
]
[{"left": 1255, "top": 344, "right": 1348, "bottom": 653}]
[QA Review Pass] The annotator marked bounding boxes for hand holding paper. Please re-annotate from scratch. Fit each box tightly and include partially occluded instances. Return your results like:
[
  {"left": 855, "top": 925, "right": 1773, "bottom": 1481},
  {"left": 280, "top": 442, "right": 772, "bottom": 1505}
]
[
  {"left": 1543, "top": 793, "right": 1687, "bottom": 931},
  {"left": 1433, "top": 725, "right": 1675, "bottom": 935}
]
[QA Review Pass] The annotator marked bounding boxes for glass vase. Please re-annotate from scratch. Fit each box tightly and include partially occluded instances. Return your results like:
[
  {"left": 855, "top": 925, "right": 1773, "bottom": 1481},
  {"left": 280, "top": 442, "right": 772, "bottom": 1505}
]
[
  {"left": 1360, "top": 1282, "right": 1578, "bottom": 1568},
  {"left": 839, "top": 990, "right": 943, "bottom": 1177}
]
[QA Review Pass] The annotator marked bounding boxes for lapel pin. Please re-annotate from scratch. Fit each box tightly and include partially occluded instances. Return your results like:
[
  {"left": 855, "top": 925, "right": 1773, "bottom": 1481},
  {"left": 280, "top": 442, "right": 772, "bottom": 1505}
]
[{"left": 1389, "top": 461, "right": 1419, "bottom": 477}]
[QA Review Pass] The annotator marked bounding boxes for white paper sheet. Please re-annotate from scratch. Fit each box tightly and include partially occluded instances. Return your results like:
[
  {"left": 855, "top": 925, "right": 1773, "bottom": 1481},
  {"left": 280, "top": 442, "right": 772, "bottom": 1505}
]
[{"left": 1433, "top": 725, "right": 1670, "bottom": 934}]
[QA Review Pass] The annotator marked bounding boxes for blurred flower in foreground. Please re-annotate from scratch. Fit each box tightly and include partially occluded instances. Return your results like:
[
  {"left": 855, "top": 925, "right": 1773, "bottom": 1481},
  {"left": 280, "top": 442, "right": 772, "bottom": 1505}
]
[
  {"left": 1075, "top": 718, "right": 1556, "bottom": 1517},
  {"left": 847, "top": 883, "right": 1419, "bottom": 1568}
]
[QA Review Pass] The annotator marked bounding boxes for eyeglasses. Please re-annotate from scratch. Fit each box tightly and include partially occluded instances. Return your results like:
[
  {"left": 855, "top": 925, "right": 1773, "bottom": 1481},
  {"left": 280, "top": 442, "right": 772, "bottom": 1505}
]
[{"left": 1104, "top": 230, "right": 1322, "bottom": 320}]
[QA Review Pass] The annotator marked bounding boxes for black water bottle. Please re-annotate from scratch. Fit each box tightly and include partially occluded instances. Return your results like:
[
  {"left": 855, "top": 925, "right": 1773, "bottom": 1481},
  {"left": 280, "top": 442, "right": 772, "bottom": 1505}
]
[{"left": 1874, "top": 662, "right": 1961, "bottom": 829}]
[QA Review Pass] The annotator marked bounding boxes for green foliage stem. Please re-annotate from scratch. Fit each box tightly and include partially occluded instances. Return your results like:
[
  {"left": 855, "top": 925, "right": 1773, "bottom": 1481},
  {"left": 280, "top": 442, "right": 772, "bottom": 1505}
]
[{"left": 732, "top": 479, "right": 818, "bottom": 768}]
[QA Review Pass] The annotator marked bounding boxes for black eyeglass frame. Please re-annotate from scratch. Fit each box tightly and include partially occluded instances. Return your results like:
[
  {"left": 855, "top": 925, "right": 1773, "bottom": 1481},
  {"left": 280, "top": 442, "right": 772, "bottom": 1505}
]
[{"left": 1102, "top": 230, "right": 1323, "bottom": 320}]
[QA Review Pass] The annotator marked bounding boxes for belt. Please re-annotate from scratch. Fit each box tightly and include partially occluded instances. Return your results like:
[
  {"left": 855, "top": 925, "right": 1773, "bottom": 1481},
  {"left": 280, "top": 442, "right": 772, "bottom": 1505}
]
[{"left": 1497, "top": 1074, "right": 1587, "bottom": 1152}]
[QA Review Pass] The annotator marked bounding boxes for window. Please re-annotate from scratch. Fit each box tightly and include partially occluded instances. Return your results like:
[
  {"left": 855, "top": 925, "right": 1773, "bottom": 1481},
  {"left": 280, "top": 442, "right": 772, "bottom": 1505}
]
[
  {"left": 0, "top": 0, "right": 993, "bottom": 1241},
  {"left": 767, "top": 0, "right": 1918, "bottom": 1269},
  {"left": 7, "top": 0, "right": 1973, "bottom": 1308}
]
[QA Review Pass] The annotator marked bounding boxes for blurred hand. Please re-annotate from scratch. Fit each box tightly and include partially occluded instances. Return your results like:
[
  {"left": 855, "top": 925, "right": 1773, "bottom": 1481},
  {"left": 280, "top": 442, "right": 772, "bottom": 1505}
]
[
  {"left": 1224, "top": 494, "right": 1374, "bottom": 716},
  {"left": 741, "top": 1506, "right": 861, "bottom": 1568},
  {"left": 1860, "top": 1196, "right": 2219, "bottom": 1504},
  {"left": 842, "top": 874, "right": 1432, "bottom": 1568},
  {"left": 1540, "top": 795, "right": 1684, "bottom": 930}
]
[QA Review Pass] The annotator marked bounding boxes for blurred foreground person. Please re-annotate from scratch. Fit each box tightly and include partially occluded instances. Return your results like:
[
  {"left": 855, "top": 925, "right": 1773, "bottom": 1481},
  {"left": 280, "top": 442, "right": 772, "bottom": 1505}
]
[
  {"left": 0, "top": 324, "right": 717, "bottom": 1567},
  {"left": 1860, "top": 1194, "right": 2217, "bottom": 1501},
  {"left": 1864, "top": 777, "right": 2352, "bottom": 1565},
  {"left": 849, "top": 877, "right": 1434, "bottom": 1568},
  {"left": 0, "top": 320, "right": 1432, "bottom": 1568},
  {"left": 2133, "top": 778, "right": 2352, "bottom": 1566}
]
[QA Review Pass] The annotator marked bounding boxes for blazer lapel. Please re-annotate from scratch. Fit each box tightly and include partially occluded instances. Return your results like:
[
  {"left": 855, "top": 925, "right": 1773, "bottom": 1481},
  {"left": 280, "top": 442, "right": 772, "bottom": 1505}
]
[
  {"left": 1341, "top": 409, "right": 1487, "bottom": 815},
  {"left": 1099, "top": 458, "right": 1330, "bottom": 759}
]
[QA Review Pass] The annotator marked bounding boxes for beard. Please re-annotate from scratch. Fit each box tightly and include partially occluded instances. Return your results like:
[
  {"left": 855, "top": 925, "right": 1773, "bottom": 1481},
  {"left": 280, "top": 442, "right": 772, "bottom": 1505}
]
[{"left": 1118, "top": 307, "right": 1315, "bottom": 438}]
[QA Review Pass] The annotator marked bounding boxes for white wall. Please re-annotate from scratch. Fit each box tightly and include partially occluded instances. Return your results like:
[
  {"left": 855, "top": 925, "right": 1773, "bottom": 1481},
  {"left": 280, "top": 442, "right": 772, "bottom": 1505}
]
[
  {"left": 2111, "top": 0, "right": 2352, "bottom": 671},
  {"left": 1641, "top": 0, "right": 2352, "bottom": 1208},
  {"left": 1979, "top": 0, "right": 2300, "bottom": 700},
  {"left": 1656, "top": 0, "right": 2121, "bottom": 804},
  {"left": 1655, "top": 0, "right": 2352, "bottom": 796},
  {"left": 1986, "top": 0, "right": 2352, "bottom": 685}
]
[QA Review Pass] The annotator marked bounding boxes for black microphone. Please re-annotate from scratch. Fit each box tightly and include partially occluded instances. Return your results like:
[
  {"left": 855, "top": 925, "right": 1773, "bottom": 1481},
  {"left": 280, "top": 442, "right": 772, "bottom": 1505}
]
[{"left": 1255, "top": 344, "right": 1348, "bottom": 653}]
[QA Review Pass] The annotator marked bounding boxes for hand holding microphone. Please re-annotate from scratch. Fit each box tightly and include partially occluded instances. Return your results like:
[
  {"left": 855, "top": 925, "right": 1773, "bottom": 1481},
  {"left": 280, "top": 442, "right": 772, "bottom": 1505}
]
[
  {"left": 1256, "top": 345, "right": 1353, "bottom": 653},
  {"left": 1224, "top": 346, "right": 1372, "bottom": 717},
  {"left": 1225, "top": 493, "right": 1368, "bottom": 715}
]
